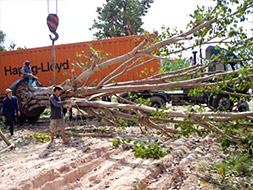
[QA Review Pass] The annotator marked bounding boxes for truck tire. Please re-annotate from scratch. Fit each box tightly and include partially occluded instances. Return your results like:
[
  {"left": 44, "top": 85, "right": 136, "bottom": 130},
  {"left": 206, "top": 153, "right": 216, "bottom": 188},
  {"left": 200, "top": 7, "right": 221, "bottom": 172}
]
[
  {"left": 149, "top": 96, "right": 166, "bottom": 108},
  {"left": 212, "top": 94, "right": 233, "bottom": 111},
  {"left": 10, "top": 79, "right": 45, "bottom": 123}
]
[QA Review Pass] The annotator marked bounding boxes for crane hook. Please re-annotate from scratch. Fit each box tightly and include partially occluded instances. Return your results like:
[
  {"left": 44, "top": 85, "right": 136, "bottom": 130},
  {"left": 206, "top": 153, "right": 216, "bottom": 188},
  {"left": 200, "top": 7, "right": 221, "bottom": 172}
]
[
  {"left": 49, "top": 32, "right": 59, "bottom": 41},
  {"left": 47, "top": 14, "right": 59, "bottom": 42}
]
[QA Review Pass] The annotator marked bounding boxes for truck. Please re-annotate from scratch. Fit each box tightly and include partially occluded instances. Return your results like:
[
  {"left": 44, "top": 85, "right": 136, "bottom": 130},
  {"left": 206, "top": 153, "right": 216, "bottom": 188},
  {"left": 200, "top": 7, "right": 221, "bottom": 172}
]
[
  {"left": 0, "top": 35, "right": 160, "bottom": 122},
  {"left": 121, "top": 45, "right": 247, "bottom": 111}
]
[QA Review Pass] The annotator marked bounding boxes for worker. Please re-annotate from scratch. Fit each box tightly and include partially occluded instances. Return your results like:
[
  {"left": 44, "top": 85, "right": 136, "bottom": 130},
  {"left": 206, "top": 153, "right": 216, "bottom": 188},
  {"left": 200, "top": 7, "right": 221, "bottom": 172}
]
[
  {"left": 1, "top": 89, "right": 20, "bottom": 136},
  {"left": 48, "top": 86, "right": 71, "bottom": 148},
  {"left": 22, "top": 60, "right": 38, "bottom": 86}
]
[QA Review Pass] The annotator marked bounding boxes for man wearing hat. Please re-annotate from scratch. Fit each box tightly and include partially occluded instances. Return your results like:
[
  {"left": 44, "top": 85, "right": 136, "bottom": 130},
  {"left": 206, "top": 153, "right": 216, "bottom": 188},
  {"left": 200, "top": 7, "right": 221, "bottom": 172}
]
[
  {"left": 48, "top": 85, "right": 71, "bottom": 147},
  {"left": 1, "top": 89, "right": 20, "bottom": 136},
  {"left": 22, "top": 60, "right": 38, "bottom": 86}
]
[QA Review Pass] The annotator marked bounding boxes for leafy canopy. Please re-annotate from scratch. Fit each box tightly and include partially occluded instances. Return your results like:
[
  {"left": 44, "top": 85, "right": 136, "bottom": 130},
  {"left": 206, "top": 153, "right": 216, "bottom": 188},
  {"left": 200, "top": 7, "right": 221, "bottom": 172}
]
[
  {"left": 90, "top": 0, "right": 154, "bottom": 39},
  {"left": 0, "top": 30, "right": 6, "bottom": 51}
]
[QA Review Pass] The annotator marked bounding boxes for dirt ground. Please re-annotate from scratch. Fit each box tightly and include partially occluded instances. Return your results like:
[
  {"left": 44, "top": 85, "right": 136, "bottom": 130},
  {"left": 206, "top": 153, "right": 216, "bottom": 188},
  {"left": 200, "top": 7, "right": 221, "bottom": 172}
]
[{"left": 0, "top": 104, "right": 252, "bottom": 190}]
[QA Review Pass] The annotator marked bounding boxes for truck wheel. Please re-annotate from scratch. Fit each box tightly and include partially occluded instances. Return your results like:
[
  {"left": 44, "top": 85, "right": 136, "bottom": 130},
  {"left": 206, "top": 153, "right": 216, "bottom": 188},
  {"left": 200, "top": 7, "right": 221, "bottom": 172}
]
[
  {"left": 10, "top": 79, "right": 45, "bottom": 123},
  {"left": 212, "top": 94, "right": 233, "bottom": 111},
  {"left": 149, "top": 96, "right": 166, "bottom": 108}
]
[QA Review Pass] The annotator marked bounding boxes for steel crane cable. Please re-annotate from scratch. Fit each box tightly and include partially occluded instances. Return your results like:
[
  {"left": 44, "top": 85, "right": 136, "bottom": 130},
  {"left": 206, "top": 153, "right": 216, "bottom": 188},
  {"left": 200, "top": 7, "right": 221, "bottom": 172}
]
[{"left": 47, "top": 0, "right": 58, "bottom": 15}]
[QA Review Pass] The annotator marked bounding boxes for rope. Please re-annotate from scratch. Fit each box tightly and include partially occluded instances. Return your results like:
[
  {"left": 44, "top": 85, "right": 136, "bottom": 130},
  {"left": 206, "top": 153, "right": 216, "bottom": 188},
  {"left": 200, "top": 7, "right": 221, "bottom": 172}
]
[{"left": 0, "top": 144, "right": 15, "bottom": 154}]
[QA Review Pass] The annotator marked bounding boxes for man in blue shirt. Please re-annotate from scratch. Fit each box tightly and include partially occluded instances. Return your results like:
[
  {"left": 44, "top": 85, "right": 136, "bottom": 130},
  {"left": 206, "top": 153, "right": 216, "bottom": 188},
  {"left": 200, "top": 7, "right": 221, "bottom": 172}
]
[{"left": 1, "top": 89, "right": 20, "bottom": 136}]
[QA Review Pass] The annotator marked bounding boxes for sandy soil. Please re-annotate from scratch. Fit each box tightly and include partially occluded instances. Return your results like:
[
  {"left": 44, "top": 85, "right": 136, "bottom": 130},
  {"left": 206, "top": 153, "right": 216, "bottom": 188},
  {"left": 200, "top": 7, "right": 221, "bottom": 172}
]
[
  {"left": 0, "top": 119, "right": 221, "bottom": 190},
  {"left": 1, "top": 102, "right": 252, "bottom": 190}
]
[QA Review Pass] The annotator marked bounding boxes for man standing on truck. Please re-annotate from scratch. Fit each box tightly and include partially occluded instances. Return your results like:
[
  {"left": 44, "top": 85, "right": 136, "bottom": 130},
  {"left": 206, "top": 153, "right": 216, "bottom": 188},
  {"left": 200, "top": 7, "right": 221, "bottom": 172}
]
[
  {"left": 1, "top": 89, "right": 20, "bottom": 136},
  {"left": 48, "top": 85, "right": 71, "bottom": 148},
  {"left": 22, "top": 60, "right": 38, "bottom": 86}
]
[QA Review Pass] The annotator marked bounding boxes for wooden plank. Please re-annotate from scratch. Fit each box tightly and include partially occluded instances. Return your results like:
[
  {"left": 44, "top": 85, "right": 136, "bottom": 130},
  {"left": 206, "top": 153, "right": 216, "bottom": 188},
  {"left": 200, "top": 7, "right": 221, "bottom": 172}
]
[{"left": 0, "top": 129, "right": 11, "bottom": 146}]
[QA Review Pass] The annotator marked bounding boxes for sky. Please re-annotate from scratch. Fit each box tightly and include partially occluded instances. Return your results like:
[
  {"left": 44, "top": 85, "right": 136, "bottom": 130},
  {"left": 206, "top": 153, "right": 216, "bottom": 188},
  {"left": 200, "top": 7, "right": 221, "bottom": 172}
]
[{"left": 0, "top": 0, "right": 252, "bottom": 50}]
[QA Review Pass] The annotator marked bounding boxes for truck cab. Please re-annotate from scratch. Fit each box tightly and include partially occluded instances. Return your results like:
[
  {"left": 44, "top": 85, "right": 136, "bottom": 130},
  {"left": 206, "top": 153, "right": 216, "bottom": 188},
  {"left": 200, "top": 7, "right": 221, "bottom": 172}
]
[{"left": 206, "top": 45, "right": 244, "bottom": 72}]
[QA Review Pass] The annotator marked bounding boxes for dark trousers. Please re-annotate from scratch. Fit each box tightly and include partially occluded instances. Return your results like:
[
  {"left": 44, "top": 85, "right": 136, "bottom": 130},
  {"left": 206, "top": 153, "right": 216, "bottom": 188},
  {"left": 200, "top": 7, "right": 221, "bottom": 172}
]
[{"left": 5, "top": 115, "right": 15, "bottom": 136}]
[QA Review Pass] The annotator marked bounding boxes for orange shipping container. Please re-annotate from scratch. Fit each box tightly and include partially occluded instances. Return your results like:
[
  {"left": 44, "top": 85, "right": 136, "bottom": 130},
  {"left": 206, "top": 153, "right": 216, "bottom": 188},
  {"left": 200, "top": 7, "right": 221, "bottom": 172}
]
[{"left": 0, "top": 35, "right": 160, "bottom": 99}]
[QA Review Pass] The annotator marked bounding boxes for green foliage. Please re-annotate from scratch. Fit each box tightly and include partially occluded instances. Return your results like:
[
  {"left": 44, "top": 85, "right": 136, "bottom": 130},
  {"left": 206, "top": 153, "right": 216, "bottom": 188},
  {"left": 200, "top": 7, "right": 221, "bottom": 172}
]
[
  {"left": 157, "top": 0, "right": 252, "bottom": 63},
  {"left": 72, "top": 45, "right": 112, "bottom": 71},
  {"left": 90, "top": 0, "right": 154, "bottom": 39},
  {"left": 118, "top": 118, "right": 136, "bottom": 128},
  {"left": 162, "top": 58, "right": 190, "bottom": 73},
  {"left": 112, "top": 138, "right": 172, "bottom": 159},
  {"left": 136, "top": 66, "right": 154, "bottom": 79},
  {"left": 186, "top": 0, "right": 251, "bottom": 46},
  {"left": 0, "top": 122, "right": 8, "bottom": 130},
  {"left": 174, "top": 117, "right": 209, "bottom": 138},
  {"left": 74, "top": 51, "right": 90, "bottom": 70},
  {"left": 112, "top": 138, "right": 121, "bottom": 147},
  {"left": 125, "top": 92, "right": 153, "bottom": 107},
  {"left": 40, "top": 110, "right": 51, "bottom": 117},
  {"left": 187, "top": 65, "right": 253, "bottom": 105},
  {"left": 218, "top": 118, "right": 253, "bottom": 153},
  {"left": 0, "top": 117, "right": 5, "bottom": 125},
  {"left": 150, "top": 108, "right": 169, "bottom": 120},
  {"left": 24, "top": 133, "right": 51, "bottom": 143},
  {"left": 0, "top": 30, "right": 6, "bottom": 51},
  {"left": 213, "top": 152, "right": 252, "bottom": 177},
  {"left": 161, "top": 58, "right": 191, "bottom": 83},
  {"left": 241, "top": 132, "right": 253, "bottom": 155},
  {"left": 134, "top": 140, "right": 172, "bottom": 159}
]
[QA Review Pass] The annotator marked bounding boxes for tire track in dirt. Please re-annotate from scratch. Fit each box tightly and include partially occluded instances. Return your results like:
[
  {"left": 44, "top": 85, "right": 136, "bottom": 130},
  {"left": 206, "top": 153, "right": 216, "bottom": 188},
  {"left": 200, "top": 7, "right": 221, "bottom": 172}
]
[
  {"left": 18, "top": 146, "right": 121, "bottom": 190},
  {"left": 1, "top": 132, "right": 217, "bottom": 190}
]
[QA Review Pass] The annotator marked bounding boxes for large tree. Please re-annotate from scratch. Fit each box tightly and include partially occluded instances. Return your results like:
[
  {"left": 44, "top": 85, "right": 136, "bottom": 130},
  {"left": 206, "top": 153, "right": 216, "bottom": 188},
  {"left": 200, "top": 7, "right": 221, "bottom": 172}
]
[
  {"left": 13, "top": 0, "right": 253, "bottom": 152},
  {"left": 90, "top": 0, "right": 154, "bottom": 39},
  {"left": 0, "top": 30, "right": 6, "bottom": 51}
]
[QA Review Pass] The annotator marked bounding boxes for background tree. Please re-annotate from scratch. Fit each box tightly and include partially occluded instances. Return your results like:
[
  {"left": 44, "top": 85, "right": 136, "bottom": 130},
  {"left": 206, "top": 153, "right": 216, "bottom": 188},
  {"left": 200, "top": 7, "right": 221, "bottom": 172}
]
[
  {"left": 8, "top": 42, "right": 24, "bottom": 51},
  {"left": 0, "top": 31, "right": 23, "bottom": 51},
  {"left": 90, "top": 0, "right": 154, "bottom": 39},
  {"left": 0, "top": 30, "right": 6, "bottom": 51}
]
